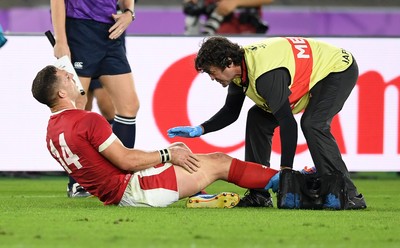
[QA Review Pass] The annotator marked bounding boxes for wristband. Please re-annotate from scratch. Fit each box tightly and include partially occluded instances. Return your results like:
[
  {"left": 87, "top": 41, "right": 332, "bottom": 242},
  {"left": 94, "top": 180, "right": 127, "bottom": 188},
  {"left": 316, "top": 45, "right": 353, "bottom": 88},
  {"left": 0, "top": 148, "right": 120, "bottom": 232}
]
[{"left": 158, "top": 148, "right": 171, "bottom": 163}]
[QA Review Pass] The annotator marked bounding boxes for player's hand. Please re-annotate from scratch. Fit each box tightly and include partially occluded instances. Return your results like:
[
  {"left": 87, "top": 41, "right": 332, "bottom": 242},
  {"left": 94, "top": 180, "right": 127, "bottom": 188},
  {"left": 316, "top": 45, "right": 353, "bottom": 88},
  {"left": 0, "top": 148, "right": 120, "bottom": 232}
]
[
  {"left": 167, "top": 126, "right": 203, "bottom": 138},
  {"left": 169, "top": 146, "right": 200, "bottom": 173}
]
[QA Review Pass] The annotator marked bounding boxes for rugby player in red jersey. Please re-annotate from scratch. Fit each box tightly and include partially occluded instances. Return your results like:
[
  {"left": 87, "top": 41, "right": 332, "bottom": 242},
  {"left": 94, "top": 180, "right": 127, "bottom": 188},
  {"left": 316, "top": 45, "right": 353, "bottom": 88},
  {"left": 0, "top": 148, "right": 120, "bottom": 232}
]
[{"left": 31, "top": 65, "right": 279, "bottom": 207}]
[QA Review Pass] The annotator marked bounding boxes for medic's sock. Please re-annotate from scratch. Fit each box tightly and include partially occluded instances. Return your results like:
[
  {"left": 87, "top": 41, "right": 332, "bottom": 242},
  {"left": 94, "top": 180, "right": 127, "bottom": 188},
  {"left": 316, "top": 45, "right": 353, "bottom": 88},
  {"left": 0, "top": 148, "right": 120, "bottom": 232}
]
[{"left": 227, "top": 158, "right": 278, "bottom": 189}]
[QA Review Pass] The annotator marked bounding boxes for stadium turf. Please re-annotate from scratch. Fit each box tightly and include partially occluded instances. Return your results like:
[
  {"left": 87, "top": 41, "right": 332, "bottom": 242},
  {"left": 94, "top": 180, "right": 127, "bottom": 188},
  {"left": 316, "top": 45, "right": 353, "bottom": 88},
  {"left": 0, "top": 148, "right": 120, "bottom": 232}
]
[{"left": 0, "top": 173, "right": 399, "bottom": 248}]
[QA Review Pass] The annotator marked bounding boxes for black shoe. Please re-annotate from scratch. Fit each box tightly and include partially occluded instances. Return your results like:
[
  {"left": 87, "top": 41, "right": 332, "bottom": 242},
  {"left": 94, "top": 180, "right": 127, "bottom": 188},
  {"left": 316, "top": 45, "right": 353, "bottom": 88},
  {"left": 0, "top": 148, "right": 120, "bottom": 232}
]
[
  {"left": 346, "top": 194, "right": 367, "bottom": 210},
  {"left": 236, "top": 189, "right": 273, "bottom": 208},
  {"left": 67, "top": 183, "right": 92, "bottom": 198}
]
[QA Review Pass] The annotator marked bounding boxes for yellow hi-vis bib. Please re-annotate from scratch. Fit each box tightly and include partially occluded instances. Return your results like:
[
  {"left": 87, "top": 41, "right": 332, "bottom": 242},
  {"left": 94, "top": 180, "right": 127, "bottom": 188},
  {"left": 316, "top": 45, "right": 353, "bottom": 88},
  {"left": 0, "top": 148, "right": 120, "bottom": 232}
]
[{"left": 232, "top": 37, "right": 353, "bottom": 114}]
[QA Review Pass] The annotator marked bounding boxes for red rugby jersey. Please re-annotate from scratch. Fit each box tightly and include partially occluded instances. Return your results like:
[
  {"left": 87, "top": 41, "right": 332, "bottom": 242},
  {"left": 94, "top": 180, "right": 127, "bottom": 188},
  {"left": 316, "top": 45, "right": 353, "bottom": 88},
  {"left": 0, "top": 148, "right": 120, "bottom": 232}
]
[{"left": 46, "top": 109, "right": 132, "bottom": 205}]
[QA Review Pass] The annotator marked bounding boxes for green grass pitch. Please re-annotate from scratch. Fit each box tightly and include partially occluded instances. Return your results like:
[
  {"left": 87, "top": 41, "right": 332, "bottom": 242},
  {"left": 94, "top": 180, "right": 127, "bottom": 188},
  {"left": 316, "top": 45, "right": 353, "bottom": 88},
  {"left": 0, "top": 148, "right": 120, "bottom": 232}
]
[{"left": 0, "top": 173, "right": 399, "bottom": 248}]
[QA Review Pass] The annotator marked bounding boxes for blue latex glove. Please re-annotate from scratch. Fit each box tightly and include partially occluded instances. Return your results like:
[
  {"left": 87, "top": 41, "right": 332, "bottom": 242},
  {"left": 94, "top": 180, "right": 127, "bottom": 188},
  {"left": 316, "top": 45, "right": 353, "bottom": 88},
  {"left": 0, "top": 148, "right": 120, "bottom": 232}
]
[
  {"left": 264, "top": 172, "right": 280, "bottom": 193},
  {"left": 167, "top": 126, "right": 203, "bottom": 138}
]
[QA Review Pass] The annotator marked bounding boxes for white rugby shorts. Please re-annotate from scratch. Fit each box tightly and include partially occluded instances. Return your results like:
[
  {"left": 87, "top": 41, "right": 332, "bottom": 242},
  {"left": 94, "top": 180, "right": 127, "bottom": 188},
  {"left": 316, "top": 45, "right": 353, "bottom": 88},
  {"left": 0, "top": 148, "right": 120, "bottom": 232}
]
[{"left": 118, "top": 163, "right": 179, "bottom": 207}]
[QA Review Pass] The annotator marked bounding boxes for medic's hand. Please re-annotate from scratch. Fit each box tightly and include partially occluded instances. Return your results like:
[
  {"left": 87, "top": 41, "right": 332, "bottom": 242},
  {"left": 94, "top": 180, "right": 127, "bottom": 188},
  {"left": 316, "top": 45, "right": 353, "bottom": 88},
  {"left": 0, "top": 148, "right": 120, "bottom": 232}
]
[
  {"left": 167, "top": 126, "right": 203, "bottom": 138},
  {"left": 264, "top": 172, "right": 280, "bottom": 193}
]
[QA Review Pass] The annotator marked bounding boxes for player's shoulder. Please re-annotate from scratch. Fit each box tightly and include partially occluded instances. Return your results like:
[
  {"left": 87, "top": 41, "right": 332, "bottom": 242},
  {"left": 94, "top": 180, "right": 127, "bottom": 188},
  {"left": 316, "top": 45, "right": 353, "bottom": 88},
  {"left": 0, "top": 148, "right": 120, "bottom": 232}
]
[
  {"left": 70, "top": 110, "right": 110, "bottom": 136},
  {"left": 82, "top": 110, "right": 103, "bottom": 117},
  {"left": 60, "top": 109, "right": 104, "bottom": 125},
  {"left": 79, "top": 110, "right": 106, "bottom": 122},
  {"left": 61, "top": 109, "right": 100, "bottom": 117}
]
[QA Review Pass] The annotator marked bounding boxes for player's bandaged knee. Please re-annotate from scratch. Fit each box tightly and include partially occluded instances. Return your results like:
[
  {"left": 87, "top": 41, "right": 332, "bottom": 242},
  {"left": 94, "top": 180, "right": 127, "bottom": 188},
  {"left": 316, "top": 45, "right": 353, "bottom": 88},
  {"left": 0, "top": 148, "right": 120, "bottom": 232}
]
[{"left": 277, "top": 169, "right": 348, "bottom": 210}]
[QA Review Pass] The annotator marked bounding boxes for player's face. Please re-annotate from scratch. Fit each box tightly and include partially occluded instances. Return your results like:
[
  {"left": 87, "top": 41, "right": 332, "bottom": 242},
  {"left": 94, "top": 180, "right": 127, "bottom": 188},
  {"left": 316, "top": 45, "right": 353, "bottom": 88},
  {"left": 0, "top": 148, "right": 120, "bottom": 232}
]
[
  {"left": 56, "top": 69, "right": 80, "bottom": 97},
  {"left": 207, "top": 64, "right": 239, "bottom": 87}
]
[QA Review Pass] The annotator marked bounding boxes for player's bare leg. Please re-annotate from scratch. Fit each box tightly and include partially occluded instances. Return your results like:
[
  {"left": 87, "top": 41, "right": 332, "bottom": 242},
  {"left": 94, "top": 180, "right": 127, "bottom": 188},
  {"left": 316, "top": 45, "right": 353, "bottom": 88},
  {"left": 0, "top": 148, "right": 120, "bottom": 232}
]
[
  {"left": 174, "top": 153, "right": 278, "bottom": 208},
  {"left": 175, "top": 153, "right": 231, "bottom": 198},
  {"left": 92, "top": 87, "right": 115, "bottom": 122},
  {"left": 100, "top": 73, "right": 139, "bottom": 117},
  {"left": 100, "top": 73, "right": 139, "bottom": 148}
]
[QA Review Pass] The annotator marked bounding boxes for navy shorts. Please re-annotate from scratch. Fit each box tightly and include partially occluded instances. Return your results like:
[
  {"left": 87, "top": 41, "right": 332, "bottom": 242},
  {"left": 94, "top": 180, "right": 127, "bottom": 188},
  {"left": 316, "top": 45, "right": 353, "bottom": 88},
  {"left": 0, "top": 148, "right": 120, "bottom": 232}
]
[{"left": 66, "top": 18, "right": 131, "bottom": 78}]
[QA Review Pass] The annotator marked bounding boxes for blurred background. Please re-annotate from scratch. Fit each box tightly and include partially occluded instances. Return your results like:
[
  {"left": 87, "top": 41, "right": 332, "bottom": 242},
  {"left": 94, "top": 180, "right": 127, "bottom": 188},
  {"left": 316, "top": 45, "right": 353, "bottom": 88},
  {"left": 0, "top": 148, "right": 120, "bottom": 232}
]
[
  {"left": 0, "top": 1, "right": 399, "bottom": 178},
  {"left": 1, "top": 0, "right": 400, "bottom": 36}
]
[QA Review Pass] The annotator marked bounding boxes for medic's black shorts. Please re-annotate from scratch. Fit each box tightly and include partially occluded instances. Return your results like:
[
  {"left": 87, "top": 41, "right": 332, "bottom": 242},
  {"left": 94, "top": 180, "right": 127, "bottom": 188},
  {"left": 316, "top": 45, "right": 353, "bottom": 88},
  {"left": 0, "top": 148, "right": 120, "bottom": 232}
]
[{"left": 66, "top": 17, "right": 130, "bottom": 78}]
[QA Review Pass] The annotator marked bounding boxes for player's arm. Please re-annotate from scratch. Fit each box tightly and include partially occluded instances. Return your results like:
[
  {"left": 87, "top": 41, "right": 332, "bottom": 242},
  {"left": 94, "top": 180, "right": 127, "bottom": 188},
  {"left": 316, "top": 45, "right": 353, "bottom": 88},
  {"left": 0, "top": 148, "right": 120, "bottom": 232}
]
[
  {"left": 50, "top": 0, "right": 70, "bottom": 59},
  {"left": 101, "top": 138, "right": 200, "bottom": 173},
  {"left": 83, "top": 112, "right": 199, "bottom": 172}
]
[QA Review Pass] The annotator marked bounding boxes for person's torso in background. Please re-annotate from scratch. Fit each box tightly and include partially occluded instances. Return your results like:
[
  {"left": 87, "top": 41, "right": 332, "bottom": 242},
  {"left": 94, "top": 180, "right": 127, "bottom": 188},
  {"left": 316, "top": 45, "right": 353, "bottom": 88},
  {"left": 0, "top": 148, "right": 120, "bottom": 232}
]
[
  {"left": 65, "top": 0, "right": 118, "bottom": 24},
  {"left": 206, "top": 0, "right": 267, "bottom": 34}
]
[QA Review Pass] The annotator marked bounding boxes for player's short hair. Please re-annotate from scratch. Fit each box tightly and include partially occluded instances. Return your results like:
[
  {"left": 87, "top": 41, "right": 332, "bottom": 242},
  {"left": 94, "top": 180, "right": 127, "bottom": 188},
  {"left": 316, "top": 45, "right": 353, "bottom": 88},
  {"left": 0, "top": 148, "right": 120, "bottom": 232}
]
[
  {"left": 31, "top": 65, "right": 59, "bottom": 108},
  {"left": 195, "top": 36, "right": 244, "bottom": 73}
]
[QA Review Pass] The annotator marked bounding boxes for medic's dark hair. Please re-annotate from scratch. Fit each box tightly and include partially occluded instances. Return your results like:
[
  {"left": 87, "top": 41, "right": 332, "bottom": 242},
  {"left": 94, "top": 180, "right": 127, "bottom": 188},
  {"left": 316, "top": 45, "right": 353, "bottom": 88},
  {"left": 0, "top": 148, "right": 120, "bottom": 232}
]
[{"left": 195, "top": 36, "right": 244, "bottom": 73}]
